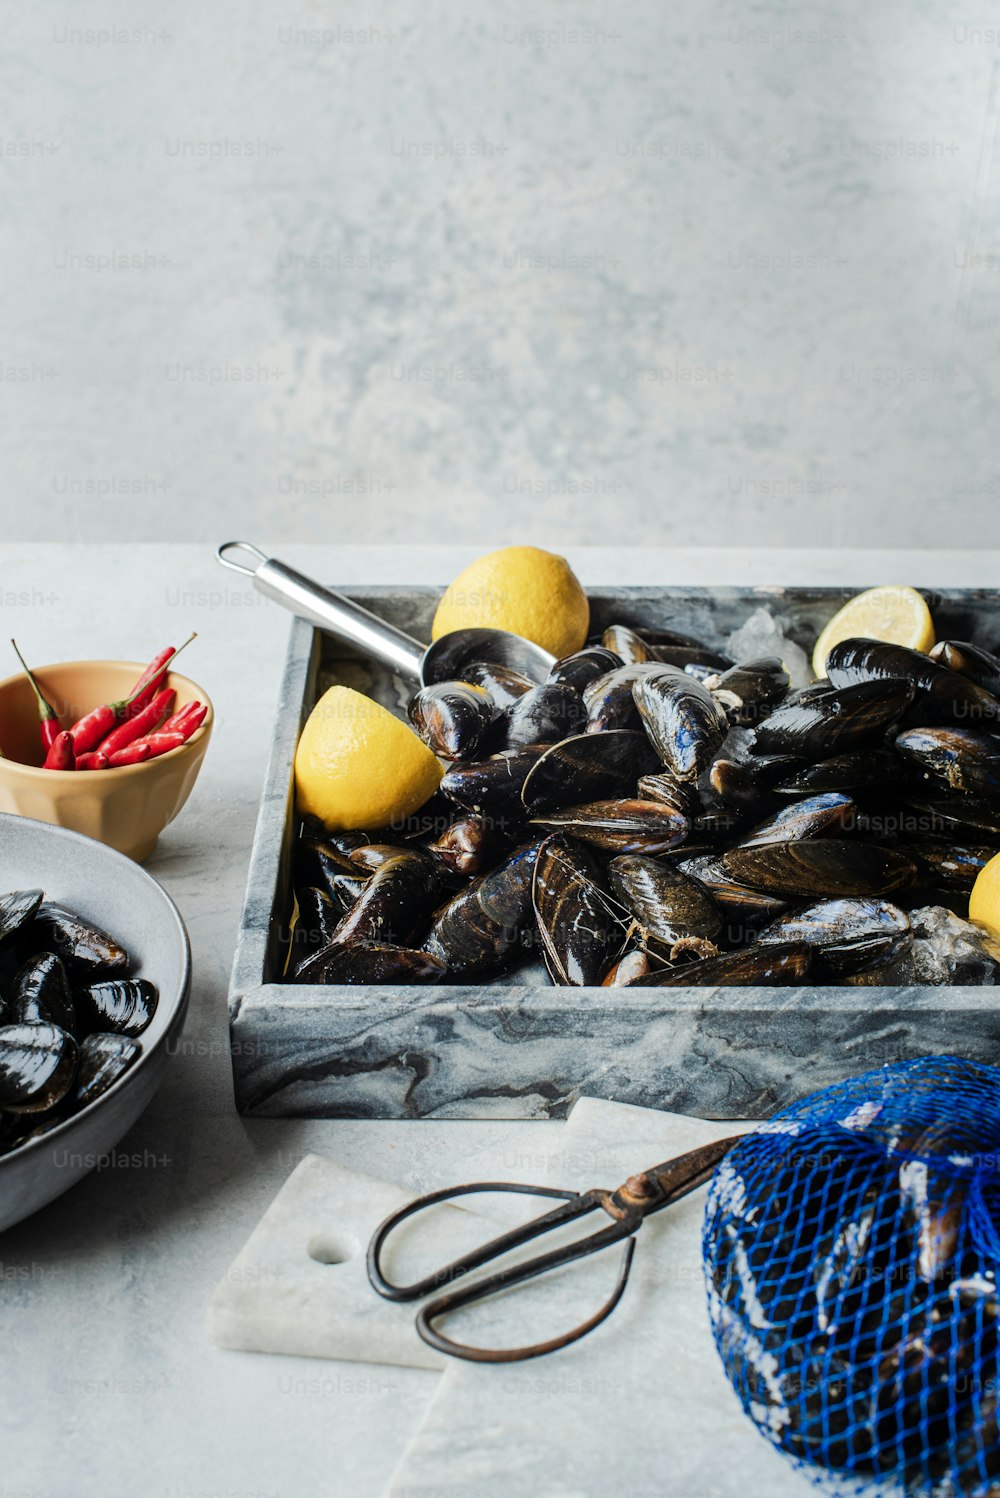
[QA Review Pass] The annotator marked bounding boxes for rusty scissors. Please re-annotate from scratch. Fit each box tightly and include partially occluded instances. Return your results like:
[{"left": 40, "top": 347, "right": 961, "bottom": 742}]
[{"left": 367, "top": 1134, "right": 743, "bottom": 1363}]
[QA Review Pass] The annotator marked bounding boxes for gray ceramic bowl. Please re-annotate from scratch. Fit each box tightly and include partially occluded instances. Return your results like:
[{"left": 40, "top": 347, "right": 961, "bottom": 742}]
[{"left": 0, "top": 812, "right": 190, "bottom": 1231}]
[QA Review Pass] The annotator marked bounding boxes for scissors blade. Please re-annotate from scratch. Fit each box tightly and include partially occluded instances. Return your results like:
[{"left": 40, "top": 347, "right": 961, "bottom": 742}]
[{"left": 639, "top": 1133, "right": 745, "bottom": 1209}]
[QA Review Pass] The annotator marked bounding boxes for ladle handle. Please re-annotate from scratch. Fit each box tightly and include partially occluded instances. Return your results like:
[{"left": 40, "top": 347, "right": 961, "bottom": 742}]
[{"left": 216, "top": 541, "right": 425, "bottom": 681}]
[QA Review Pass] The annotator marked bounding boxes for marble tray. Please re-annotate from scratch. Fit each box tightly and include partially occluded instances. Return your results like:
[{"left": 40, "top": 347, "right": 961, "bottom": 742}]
[{"left": 228, "top": 584, "right": 1000, "bottom": 1120}]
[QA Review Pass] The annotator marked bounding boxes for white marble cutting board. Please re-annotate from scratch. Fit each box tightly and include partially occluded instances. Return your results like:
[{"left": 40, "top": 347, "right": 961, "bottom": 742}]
[{"left": 386, "top": 1100, "right": 810, "bottom": 1498}]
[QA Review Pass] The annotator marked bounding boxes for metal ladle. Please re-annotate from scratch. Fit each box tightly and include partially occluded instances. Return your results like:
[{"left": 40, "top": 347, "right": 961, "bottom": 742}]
[{"left": 216, "top": 542, "right": 556, "bottom": 686}]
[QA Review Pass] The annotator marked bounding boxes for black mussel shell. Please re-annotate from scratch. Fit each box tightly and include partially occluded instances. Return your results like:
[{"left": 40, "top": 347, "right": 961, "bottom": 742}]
[
  {"left": 440, "top": 745, "right": 548, "bottom": 818},
  {"left": 72, "top": 1033, "right": 140, "bottom": 1107},
  {"left": 637, "top": 772, "right": 697, "bottom": 816},
  {"left": 755, "top": 897, "right": 912, "bottom": 976},
  {"left": 709, "top": 755, "right": 801, "bottom": 813},
  {"left": 408, "top": 680, "right": 498, "bottom": 760},
  {"left": 905, "top": 839, "right": 997, "bottom": 891},
  {"left": 13, "top": 953, "right": 76, "bottom": 1033},
  {"left": 530, "top": 798, "right": 690, "bottom": 854},
  {"left": 632, "top": 670, "right": 729, "bottom": 782},
  {"left": 750, "top": 679, "right": 914, "bottom": 759},
  {"left": 627, "top": 940, "right": 812, "bottom": 987},
  {"left": 737, "top": 792, "right": 856, "bottom": 848},
  {"left": 425, "top": 842, "right": 542, "bottom": 978},
  {"left": 930, "top": 639, "right": 1000, "bottom": 699},
  {"left": 582, "top": 662, "right": 673, "bottom": 733},
  {"left": 723, "top": 840, "right": 917, "bottom": 897},
  {"left": 652, "top": 645, "right": 733, "bottom": 675},
  {"left": 0, "top": 889, "right": 43, "bottom": 946},
  {"left": 330, "top": 854, "right": 443, "bottom": 949},
  {"left": 773, "top": 748, "right": 899, "bottom": 796},
  {"left": 76, "top": 977, "right": 159, "bottom": 1037},
  {"left": 894, "top": 726, "right": 1000, "bottom": 799},
  {"left": 549, "top": 646, "right": 623, "bottom": 692},
  {"left": 296, "top": 836, "right": 370, "bottom": 908},
  {"left": 533, "top": 835, "right": 622, "bottom": 986},
  {"left": 608, "top": 854, "right": 722, "bottom": 946},
  {"left": 601, "top": 946, "right": 653, "bottom": 986},
  {"left": 459, "top": 660, "right": 536, "bottom": 711},
  {"left": 29, "top": 902, "right": 129, "bottom": 974},
  {"left": 827, "top": 637, "right": 1000, "bottom": 726},
  {"left": 903, "top": 793, "right": 1000, "bottom": 838},
  {"left": 348, "top": 842, "right": 423, "bottom": 872},
  {"left": 602, "top": 625, "right": 653, "bottom": 663},
  {"left": 677, "top": 854, "right": 789, "bottom": 925},
  {"left": 289, "top": 887, "right": 340, "bottom": 976},
  {"left": 425, "top": 815, "right": 506, "bottom": 877},
  {"left": 0, "top": 1022, "right": 78, "bottom": 1113},
  {"left": 521, "top": 730, "right": 660, "bottom": 814},
  {"left": 502, "top": 683, "right": 587, "bottom": 749},
  {"left": 296, "top": 942, "right": 447, "bottom": 985},
  {"left": 705, "top": 657, "right": 790, "bottom": 725}
]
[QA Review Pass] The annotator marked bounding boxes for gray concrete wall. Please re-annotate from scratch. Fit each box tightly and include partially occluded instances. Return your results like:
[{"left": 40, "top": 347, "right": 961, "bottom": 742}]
[{"left": 3, "top": 0, "right": 999, "bottom": 548}]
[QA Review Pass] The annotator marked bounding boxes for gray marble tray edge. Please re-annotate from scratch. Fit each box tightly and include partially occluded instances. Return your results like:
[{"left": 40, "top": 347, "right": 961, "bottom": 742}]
[{"left": 228, "top": 584, "right": 1000, "bottom": 1120}]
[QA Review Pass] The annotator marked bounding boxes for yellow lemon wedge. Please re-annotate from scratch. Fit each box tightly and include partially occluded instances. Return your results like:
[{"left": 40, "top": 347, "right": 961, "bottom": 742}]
[
  {"left": 970, "top": 851, "right": 1000, "bottom": 940},
  {"left": 812, "top": 585, "right": 935, "bottom": 678},
  {"left": 294, "top": 685, "right": 442, "bottom": 831},
  {"left": 432, "top": 546, "right": 589, "bottom": 660}
]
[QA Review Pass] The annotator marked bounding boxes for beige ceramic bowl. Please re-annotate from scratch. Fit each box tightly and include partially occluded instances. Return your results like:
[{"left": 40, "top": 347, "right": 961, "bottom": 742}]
[{"left": 0, "top": 661, "right": 213, "bottom": 861}]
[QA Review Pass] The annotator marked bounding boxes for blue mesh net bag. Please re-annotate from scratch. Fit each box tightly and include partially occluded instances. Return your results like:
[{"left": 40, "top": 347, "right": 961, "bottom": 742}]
[{"left": 703, "top": 1056, "right": 1000, "bottom": 1496}]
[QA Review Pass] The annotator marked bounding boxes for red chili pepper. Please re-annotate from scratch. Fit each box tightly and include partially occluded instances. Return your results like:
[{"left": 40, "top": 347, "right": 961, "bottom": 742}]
[
  {"left": 111, "top": 707, "right": 207, "bottom": 767},
  {"left": 160, "top": 700, "right": 203, "bottom": 734},
  {"left": 97, "top": 688, "right": 175, "bottom": 757},
  {"left": 76, "top": 750, "right": 110, "bottom": 771},
  {"left": 69, "top": 633, "right": 196, "bottom": 753},
  {"left": 42, "top": 730, "right": 76, "bottom": 771},
  {"left": 11, "top": 640, "right": 61, "bottom": 753}
]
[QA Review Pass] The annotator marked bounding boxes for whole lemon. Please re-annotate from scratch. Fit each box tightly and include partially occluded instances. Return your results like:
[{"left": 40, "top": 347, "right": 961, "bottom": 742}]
[
  {"left": 432, "top": 546, "right": 589, "bottom": 660},
  {"left": 295, "top": 685, "right": 442, "bottom": 831}
]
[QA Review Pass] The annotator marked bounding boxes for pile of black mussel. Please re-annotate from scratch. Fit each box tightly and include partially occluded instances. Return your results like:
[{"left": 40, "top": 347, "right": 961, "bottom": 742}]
[
  {"left": 0, "top": 890, "right": 157, "bottom": 1155},
  {"left": 287, "top": 624, "right": 1000, "bottom": 988}
]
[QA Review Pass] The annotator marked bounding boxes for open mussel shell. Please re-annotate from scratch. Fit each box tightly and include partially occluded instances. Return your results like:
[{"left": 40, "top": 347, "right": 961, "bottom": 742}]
[
  {"left": 502, "top": 683, "right": 587, "bottom": 749},
  {"left": 76, "top": 977, "right": 159, "bottom": 1038},
  {"left": 296, "top": 942, "right": 448, "bottom": 985},
  {"left": 0, "top": 889, "right": 43, "bottom": 946},
  {"left": 627, "top": 940, "right": 813, "bottom": 987},
  {"left": 530, "top": 798, "right": 690, "bottom": 854},
  {"left": 930, "top": 639, "right": 1000, "bottom": 699},
  {"left": 601, "top": 945, "right": 652, "bottom": 986},
  {"left": 704, "top": 657, "right": 790, "bottom": 725},
  {"left": 440, "top": 745, "right": 548, "bottom": 816},
  {"left": 755, "top": 897, "right": 912, "bottom": 976},
  {"left": 894, "top": 726, "right": 1000, "bottom": 799},
  {"left": 408, "top": 681, "right": 498, "bottom": 761},
  {"left": 549, "top": 646, "right": 623, "bottom": 692},
  {"left": 608, "top": 854, "right": 722, "bottom": 946},
  {"left": 750, "top": 678, "right": 914, "bottom": 759},
  {"left": 29, "top": 902, "right": 129, "bottom": 974},
  {"left": 521, "top": 730, "right": 659, "bottom": 814},
  {"left": 330, "top": 854, "right": 443, "bottom": 949},
  {"left": 533, "top": 835, "right": 623, "bottom": 986},
  {"left": 459, "top": 660, "right": 536, "bottom": 710},
  {"left": 72, "top": 1033, "right": 140, "bottom": 1107},
  {"left": 737, "top": 791, "right": 856, "bottom": 848},
  {"left": 0, "top": 1022, "right": 79, "bottom": 1113},
  {"left": 723, "top": 840, "right": 918, "bottom": 898},
  {"left": 13, "top": 953, "right": 76, "bottom": 1034},
  {"left": 632, "top": 669, "right": 729, "bottom": 783},
  {"left": 772, "top": 748, "right": 899, "bottom": 796},
  {"left": 425, "top": 841, "right": 542, "bottom": 979},
  {"left": 582, "top": 662, "right": 673, "bottom": 733},
  {"left": 827, "top": 636, "right": 1000, "bottom": 726}
]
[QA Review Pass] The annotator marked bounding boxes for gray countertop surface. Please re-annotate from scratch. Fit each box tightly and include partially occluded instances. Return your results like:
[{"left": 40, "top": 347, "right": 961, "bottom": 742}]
[{"left": 2, "top": 544, "right": 998, "bottom": 1498}]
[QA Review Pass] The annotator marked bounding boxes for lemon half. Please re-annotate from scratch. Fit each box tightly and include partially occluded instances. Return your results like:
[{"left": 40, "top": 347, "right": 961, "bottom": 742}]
[
  {"left": 970, "top": 852, "right": 1000, "bottom": 940},
  {"left": 812, "top": 585, "right": 935, "bottom": 678},
  {"left": 294, "top": 685, "right": 442, "bottom": 831}
]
